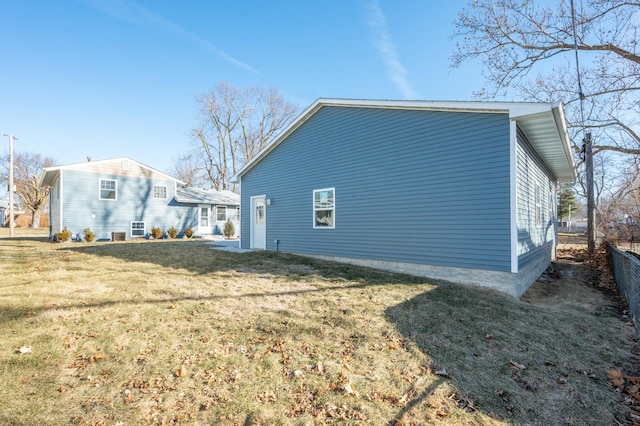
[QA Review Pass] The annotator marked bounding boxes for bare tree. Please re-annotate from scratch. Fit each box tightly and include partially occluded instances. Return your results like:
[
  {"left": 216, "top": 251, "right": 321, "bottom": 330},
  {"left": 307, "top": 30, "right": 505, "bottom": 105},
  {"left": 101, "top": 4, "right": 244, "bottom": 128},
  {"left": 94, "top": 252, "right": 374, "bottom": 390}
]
[
  {"left": 0, "top": 152, "right": 55, "bottom": 228},
  {"left": 452, "top": 0, "right": 640, "bottom": 194},
  {"left": 171, "top": 153, "right": 207, "bottom": 188},
  {"left": 191, "top": 82, "right": 298, "bottom": 191}
]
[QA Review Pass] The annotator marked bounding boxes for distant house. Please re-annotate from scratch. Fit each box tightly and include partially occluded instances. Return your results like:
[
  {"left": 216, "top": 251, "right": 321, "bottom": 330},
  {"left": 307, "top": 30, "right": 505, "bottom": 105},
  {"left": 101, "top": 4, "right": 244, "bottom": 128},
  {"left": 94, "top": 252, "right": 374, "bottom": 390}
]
[
  {"left": 0, "top": 201, "right": 6, "bottom": 226},
  {"left": 0, "top": 200, "right": 25, "bottom": 227},
  {"left": 39, "top": 157, "right": 239, "bottom": 240},
  {"left": 232, "top": 99, "right": 576, "bottom": 297}
]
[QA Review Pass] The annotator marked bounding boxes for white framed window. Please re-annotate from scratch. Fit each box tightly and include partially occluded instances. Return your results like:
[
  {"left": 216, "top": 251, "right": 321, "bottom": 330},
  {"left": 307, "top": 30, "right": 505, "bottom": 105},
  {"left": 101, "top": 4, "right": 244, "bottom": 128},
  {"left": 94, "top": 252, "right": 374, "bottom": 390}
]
[
  {"left": 99, "top": 179, "right": 117, "bottom": 200},
  {"left": 153, "top": 186, "right": 167, "bottom": 199},
  {"left": 131, "top": 221, "right": 145, "bottom": 237},
  {"left": 200, "top": 207, "right": 209, "bottom": 227},
  {"left": 216, "top": 206, "right": 227, "bottom": 221},
  {"left": 535, "top": 183, "right": 541, "bottom": 227},
  {"left": 313, "top": 188, "right": 335, "bottom": 229}
]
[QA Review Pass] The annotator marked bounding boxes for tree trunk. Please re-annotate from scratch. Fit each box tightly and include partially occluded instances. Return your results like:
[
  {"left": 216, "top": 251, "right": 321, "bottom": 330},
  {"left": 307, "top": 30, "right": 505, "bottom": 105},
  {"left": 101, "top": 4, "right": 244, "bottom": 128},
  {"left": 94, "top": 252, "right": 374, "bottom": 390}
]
[{"left": 30, "top": 209, "right": 42, "bottom": 229}]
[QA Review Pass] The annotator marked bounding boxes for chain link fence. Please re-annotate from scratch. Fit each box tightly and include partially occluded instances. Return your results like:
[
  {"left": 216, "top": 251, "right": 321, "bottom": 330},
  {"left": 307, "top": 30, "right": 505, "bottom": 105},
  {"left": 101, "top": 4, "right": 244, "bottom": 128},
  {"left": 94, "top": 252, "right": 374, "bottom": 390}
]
[{"left": 607, "top": 243, "right": 640, "bottom": 324}]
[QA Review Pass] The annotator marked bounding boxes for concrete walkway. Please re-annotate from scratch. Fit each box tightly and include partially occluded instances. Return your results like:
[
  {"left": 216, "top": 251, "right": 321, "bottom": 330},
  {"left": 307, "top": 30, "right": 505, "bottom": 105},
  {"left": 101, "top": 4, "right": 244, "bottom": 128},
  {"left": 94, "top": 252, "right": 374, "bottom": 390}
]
[{"left": 207, "top": 239, "right": 251, "bottom": 253}]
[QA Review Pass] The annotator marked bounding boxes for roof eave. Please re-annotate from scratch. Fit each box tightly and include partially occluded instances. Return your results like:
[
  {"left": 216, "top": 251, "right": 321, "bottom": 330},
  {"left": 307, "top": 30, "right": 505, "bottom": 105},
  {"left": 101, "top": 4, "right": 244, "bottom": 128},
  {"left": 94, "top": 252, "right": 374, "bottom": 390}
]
[{"left": 233, "top": 98, "right": 578, "bottom": 183}]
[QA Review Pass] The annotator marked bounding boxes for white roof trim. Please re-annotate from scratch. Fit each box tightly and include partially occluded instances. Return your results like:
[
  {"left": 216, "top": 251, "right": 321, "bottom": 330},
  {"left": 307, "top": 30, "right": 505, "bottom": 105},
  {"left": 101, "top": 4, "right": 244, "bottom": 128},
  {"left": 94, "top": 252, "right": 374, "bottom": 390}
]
[
  {"left": 232, "top": 98, "right": 577, "bottom": 183},
  {"left": 40, "top": 157, "right": 185, "bottom": 188}
]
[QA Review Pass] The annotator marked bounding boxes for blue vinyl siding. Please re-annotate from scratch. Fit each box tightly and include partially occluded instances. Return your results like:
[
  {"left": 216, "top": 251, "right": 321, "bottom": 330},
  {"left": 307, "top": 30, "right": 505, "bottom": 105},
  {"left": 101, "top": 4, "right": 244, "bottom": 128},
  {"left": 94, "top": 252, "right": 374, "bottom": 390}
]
[
  {"left": 516, "top": 127, "right": 557, "bottom": 268},
  {"left": 241, "top": 106, "right": 513, "bottom": 272},
  {"left": 60, "top": 170, "right": 197, "bottom": 239}
]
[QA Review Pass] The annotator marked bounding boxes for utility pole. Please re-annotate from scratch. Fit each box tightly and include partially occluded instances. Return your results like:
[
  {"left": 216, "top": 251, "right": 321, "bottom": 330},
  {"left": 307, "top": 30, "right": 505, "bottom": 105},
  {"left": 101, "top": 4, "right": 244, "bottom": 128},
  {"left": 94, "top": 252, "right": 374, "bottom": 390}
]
[
  {"left": 584, "top": 132, "right": 596, "bottom": 255},
  {"left": 4, "top": 134, "right": 17, "bottom": 237}
]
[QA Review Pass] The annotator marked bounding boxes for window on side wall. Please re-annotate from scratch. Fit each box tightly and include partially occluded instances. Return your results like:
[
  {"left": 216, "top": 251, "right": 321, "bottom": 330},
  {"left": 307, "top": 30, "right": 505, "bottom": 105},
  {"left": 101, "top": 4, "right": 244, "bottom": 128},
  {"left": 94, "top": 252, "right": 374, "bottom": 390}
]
[
  {"left": 313, "top": 188, "right": 335, "bottom": 229},
  {"left": 216, "top": 206, "right": 227, "bottom": 221},
  {"left": 99, "top": 179, "right": 117, "bottom": 200},
  {"left": 535, "top": 184, "right": 541, "bottom": 227},
  {"left": 153, "top": 186, "right": 167, "bottom": 199},
  {"left": 131, "top": 221, "right": 145, "bottom": 237}
]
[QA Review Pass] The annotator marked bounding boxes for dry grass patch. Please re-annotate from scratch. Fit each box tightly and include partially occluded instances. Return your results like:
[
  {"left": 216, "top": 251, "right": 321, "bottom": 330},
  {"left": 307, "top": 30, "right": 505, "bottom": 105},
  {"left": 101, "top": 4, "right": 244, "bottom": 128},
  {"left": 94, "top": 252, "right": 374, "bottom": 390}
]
[{"left": 0, "top": 238, "right": 636, "bottom": 425}]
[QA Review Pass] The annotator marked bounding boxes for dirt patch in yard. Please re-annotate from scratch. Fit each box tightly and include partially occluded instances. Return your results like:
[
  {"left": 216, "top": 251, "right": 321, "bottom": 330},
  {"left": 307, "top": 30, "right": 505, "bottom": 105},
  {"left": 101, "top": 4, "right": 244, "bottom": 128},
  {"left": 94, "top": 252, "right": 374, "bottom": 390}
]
[
  {"left": 521, "top": 247, "right": 609, "bottom": 308},
  {"left": 522, "top": 245, "right": 640, "bottom": 424}
]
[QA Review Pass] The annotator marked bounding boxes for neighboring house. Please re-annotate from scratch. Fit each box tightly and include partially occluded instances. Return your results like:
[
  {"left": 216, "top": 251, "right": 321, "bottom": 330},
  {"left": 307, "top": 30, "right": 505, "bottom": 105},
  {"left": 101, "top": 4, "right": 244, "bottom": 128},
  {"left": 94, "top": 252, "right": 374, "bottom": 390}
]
[
  {"left": 232, "top": 99, "right": 576, "bottom": 297},
  {"left": 174, "top": 187, "right": 240, "bottom": 237},
  {"left": 0, "top": 200, "right": 24, "bottom": 227},
  {"left": 39, "top": 157, "right": 239, "bottom": 240},
  {"left": 0, "top": 202, "right": 6, "bottom": 226}
]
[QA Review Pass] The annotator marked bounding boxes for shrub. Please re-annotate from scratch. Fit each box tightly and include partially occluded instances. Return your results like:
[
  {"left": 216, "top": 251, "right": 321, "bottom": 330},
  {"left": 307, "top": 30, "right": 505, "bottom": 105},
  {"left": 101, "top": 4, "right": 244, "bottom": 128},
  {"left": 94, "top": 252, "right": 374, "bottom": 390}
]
[
  {"left": 150, "top": 227, "right": 163, "bottom": 239},
  {"left": 223, "top": 219, "right": 235, "bottom": 238},
  {"left": 167, "top": 226, "right": 178, "bottom": 239},
  {"left": 56, "top": 227, "right": 72, "bottom": 242},
  {"left": 184, "top": 227, "right": 194, "bottom": 238},
  {"left": 83, "top": 228, "right": 96, "bottom": 243}
]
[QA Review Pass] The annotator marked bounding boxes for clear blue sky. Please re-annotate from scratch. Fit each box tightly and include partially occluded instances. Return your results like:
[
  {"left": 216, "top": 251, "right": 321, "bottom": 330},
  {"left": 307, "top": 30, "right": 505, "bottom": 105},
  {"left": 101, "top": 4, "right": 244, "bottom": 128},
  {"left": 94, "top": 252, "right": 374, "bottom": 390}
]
[{"left": 1, "top": 0, "right": 485, "bottom": 175}]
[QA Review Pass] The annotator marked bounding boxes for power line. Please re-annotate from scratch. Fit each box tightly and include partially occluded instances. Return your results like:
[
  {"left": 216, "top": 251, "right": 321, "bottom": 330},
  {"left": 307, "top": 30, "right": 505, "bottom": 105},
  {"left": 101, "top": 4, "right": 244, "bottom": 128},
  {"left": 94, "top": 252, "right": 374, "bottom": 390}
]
[
  {"left": 570, "top": 0, "right": 586, "bottom": 126},
  {"left": 570, "top": 0, "right": 596, "bottom": 255}
]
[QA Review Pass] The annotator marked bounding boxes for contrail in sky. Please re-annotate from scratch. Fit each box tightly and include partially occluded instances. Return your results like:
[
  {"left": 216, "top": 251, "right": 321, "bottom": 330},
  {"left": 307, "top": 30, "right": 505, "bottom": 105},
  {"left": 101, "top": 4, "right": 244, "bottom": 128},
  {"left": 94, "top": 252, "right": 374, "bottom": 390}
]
[
  {"left": 82, "top": 0, "right": 260, "bottom": 75},
  {"left": 365, "top": 0, "right": 416, "bottom": 99}
]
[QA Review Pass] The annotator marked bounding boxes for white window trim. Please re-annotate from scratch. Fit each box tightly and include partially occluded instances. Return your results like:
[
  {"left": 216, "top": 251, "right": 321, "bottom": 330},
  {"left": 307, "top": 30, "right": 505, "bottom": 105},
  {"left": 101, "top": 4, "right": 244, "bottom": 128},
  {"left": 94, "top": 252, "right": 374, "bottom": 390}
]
[
  {"left": 313, "top": 187, "right": 335, "bottom": 229},
  {"left": 131, "top": 221, "right": 145, "bottom": 237},
  {"left": 200, "top": 205, "right": 210, "bottom": 227},
  {"left": 99, "top": 178, "right": 117, "bottom": 201},
  {"left": 216, "top": 206, "right": 227, "bottom": 222},
  {"left": 153, "top": 186, "right": 167, "bottom": 199}
]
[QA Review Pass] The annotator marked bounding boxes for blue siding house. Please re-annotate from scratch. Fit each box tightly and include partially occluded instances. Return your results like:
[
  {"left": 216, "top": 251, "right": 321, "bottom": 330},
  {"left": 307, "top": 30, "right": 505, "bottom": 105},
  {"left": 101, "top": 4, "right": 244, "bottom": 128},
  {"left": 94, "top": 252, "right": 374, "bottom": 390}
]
[
  {"left": 232, "top": 99, "right": 576, "bottom": 297},
  {"left": 40, "top": 157, "right": 239, "bottom": 241}
]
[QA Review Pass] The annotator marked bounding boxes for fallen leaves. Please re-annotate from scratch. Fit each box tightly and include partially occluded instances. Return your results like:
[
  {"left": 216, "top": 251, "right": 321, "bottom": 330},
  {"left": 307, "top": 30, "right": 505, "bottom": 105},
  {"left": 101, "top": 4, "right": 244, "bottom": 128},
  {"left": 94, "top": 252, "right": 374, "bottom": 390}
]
[
  {"left": 509, "top": 360, "right": 526, "bottom": 370},
  {"left": 607, "top": 369, "right": 640, "bottom": 423},
  {"left": 175, "top": 365, "right": 187, "bottom": 378}
]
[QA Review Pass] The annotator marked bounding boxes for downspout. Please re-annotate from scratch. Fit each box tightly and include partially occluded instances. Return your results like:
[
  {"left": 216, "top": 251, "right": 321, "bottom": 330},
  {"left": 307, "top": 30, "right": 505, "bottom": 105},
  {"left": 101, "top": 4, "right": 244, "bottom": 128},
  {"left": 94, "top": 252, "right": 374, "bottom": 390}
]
[{"left": 509, "top": 119, "right": 519, "bottom": 274}]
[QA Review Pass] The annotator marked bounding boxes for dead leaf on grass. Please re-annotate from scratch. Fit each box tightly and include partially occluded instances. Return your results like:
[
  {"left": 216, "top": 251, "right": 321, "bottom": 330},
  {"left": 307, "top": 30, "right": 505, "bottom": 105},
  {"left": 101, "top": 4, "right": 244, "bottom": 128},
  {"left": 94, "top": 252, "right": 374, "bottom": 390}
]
[
  {"left": 608, "top": 369, "right": 625, "bottom": 388},
  {"left": 435, "top": 368, "right": 449, "bottom": 377},
  {"left": 344, "top": 382, "right": 355, "bottom": 395},
  {"left": 510, "top": 360, "right": 526, "bottom": 370},
  {"left": 90, "top": 353, "right": 107, "bottom": 362},
  {"left": 175, "top": 365, "right": 187, "bottom": 377}
]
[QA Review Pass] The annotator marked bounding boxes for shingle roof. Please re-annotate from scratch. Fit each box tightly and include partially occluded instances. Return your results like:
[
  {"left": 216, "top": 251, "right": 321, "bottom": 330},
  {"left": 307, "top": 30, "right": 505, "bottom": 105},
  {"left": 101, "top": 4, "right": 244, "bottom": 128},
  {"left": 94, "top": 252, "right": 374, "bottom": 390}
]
[{"left": 175, "top": 187, "right": 239, "bottom": 205}]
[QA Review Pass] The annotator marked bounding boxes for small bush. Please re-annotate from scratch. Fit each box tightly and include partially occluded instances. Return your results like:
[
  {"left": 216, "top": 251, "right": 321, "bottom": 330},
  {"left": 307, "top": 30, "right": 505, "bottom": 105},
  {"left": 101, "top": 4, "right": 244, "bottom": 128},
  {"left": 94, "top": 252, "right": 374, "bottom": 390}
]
[
  {"left": 224, "top": 219, "right": 235, "bottom": 238},
  {"left": 56, "top": 227, "right": 72, "bottom": 242},
  {"left": 167, "top": 226, "right": 178, "bottom": 239},
  {"left": 150, "top": 227, "right": 163, "bottom": 239},
  {"left": 83, "top": 228, "right": 96, "bottom": 242},
  {"left": 184, "top": 227, "right": 193, "bottom": 238}
]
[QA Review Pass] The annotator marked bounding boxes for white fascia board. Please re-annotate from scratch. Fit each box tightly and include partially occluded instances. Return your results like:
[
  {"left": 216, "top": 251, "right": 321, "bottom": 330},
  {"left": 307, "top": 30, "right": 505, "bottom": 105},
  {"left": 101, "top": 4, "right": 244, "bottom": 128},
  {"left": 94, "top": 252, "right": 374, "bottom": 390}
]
[
  {"left": 232, "top": 98, "right": 564, "bottom": 182},
  {"left": 40, "top": 157, "right": 185, "bottom": 187},
  {"left": 552, "top": 104, "right": 577, "bottom": 179},
  {"left": 232, "top": 99, "right": 326, "bottom": 182}
]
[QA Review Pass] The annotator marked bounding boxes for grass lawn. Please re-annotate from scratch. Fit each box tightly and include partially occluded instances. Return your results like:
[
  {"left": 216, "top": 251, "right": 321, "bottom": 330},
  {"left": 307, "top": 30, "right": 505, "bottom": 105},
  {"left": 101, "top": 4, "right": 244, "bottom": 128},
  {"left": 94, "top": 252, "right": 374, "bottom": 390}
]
[{"left": 0, "top": 230, "right": 637, "bottom": 425}]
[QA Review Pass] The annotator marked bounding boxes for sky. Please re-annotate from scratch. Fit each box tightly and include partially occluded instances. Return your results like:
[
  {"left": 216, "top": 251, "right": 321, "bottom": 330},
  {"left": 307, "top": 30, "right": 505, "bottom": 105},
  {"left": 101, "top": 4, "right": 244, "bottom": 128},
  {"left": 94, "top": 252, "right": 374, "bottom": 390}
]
[{"left": 0, "top": 0, "right": 487, "bottom": 176}]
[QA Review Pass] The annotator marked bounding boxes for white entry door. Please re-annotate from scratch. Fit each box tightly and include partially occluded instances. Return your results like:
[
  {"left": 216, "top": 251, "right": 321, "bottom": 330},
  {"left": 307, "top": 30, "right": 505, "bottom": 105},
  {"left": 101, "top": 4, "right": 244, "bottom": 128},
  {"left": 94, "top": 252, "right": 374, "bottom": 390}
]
[
  {"left": 250, "top": 196, "right": 266, "bottom": 249},
  {"left": 198, "top": 204, "right": 211, "bottom": 235}
]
